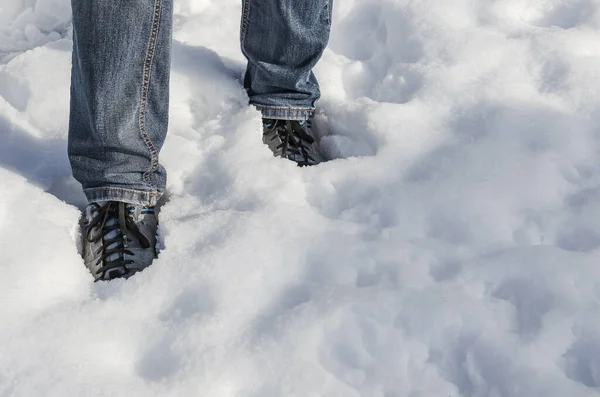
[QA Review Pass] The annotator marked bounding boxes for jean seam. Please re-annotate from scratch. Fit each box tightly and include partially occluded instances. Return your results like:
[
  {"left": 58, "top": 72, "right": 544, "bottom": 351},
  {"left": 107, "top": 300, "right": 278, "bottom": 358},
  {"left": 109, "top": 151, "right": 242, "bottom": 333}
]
[
  {"left": 139, "top": 0, "right": 163, "bottom": 190},
  {"left": 255, "top": 105, "right": 316, "bottom": 111},
  {"left": 324, "top": 0, "right": 333, "bottom": 25},
  {"left": 85, "top": 186, "right": 162, "bottom": 197},
  {"left": 240, "top": 0, "right": 252, "bottom": 46}
]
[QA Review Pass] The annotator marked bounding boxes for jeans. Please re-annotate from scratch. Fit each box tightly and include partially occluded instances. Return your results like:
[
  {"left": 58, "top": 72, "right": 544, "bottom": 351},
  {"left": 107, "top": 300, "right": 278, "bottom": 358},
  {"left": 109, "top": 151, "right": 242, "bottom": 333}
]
[{"left": 68, "top": 0, "right": 333, "bottom": 206}]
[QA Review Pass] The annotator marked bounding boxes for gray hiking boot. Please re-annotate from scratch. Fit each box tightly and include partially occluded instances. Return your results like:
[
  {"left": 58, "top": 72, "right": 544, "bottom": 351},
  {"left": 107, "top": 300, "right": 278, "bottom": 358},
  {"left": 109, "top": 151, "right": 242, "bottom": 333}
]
[
  {"left": 262, "top": 118, "right": 323, "bottom": 166},
  {"left": 83, "top": 201, "right": 158, "bottom": 281}
]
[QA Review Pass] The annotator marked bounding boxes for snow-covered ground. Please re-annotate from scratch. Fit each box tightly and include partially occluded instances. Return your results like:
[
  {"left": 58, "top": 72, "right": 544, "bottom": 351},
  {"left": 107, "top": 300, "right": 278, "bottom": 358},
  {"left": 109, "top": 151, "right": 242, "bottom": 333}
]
[{"left": 2, "top": 0, "right": 600, "bottom": 395}]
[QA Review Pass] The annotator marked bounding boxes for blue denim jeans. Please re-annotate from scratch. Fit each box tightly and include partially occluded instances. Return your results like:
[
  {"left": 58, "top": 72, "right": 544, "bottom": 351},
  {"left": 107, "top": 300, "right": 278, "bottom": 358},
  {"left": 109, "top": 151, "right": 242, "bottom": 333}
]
[{"left": 69, "top": 0, "right": 333, "bottom": 206}]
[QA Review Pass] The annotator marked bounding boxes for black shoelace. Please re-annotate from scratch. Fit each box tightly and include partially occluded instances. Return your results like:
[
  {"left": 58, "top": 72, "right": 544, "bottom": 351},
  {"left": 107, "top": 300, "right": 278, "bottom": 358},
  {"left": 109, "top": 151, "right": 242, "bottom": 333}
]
[
  {"left": 85, "top": 202, "right": 150, "bottom": 279},
  {"left": 265, "top": 120, "right": 316, "bottom": 166}
]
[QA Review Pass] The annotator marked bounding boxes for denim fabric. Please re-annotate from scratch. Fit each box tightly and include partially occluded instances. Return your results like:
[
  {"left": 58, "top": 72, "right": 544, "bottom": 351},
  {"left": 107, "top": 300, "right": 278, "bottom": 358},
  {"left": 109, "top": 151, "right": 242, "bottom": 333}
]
[
  {"left": 69, "top": 0, "right": 332, "bottom": 205},
  {"left": 241, "top": 0, "right": 333, "bottom": 120},
  {"left": 69, "top": 0, "right": 173, "bottom": 206}
]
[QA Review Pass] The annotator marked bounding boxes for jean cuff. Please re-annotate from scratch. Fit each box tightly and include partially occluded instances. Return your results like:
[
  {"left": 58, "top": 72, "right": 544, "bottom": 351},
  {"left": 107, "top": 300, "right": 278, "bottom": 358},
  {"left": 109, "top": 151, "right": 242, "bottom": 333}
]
[
  {"left": 84, "top": 187, "right": 162, "bottom": 206},
  {"left": 256, "top": 105, "right": 315, "bottom": 121}
]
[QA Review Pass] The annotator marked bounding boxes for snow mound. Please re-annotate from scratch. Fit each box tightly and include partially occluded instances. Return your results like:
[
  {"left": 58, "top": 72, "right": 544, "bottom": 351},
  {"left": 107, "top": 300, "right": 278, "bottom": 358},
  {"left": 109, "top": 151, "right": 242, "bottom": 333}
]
[
  {"left": 2, "top": 0, "right": 600, "bottom": 396},
  {"left": 0, "top": 0, "right": 71, "bottom": 64}
]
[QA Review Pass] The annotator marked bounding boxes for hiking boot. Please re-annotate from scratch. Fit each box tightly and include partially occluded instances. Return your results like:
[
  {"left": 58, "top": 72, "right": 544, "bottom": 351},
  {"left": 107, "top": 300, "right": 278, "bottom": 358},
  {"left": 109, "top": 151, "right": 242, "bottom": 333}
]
[
  {"left": 83, "top": 201, "right": 158, "bottom": 281},
  {"left": 262, "top": 118, "right": 323, "bottom": 166}
]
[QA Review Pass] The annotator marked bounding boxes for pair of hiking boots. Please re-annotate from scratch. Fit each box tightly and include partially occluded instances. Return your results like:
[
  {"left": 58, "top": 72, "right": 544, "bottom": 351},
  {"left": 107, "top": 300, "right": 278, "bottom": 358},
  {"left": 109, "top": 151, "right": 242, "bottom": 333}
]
[{"left": 84, "top": 119, "right": 322, "bottom": 281}]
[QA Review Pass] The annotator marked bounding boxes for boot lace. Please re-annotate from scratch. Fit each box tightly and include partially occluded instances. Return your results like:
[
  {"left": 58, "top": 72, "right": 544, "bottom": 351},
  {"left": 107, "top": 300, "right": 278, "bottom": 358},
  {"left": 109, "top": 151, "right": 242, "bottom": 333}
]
[
  {"left": 85, "top": 202, "right": 150, "bottom": 279},
  {"left": 264, "top": 119, "right": 317, "bottom": 166}
]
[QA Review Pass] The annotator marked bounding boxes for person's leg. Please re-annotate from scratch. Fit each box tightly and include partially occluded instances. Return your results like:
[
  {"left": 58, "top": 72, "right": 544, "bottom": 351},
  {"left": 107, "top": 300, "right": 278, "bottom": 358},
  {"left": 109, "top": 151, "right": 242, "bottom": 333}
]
[
  {"left": 69, "top": 0, "right": 173, "bottom": 207},
  {"left": 240, "top": 0, "right": 333, "bottom": 121}
]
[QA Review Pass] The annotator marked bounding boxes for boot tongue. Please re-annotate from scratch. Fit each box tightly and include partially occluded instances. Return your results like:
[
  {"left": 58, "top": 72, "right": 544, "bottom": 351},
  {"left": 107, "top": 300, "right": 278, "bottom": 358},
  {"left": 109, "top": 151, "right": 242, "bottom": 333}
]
[
  {"left": 103, "top": 216, "right": 124, "bottom": 263},
  {"left": 98, "top": 203, "right": 127, "bottom": 267},
  {"left": 85, "top": 202, "right": 129, "bottom": 280}
]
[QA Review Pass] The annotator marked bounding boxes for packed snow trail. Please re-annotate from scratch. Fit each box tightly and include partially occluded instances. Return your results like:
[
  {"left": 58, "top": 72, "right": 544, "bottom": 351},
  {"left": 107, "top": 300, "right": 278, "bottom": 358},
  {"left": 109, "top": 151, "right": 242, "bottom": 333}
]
[{"left": 2, "top": 0, "right": 600, "bottom": 396}]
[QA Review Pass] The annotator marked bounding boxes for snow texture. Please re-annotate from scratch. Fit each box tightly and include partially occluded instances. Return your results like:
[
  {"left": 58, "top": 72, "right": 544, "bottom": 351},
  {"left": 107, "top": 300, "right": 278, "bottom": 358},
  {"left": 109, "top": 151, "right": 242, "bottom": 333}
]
[{"left": 2, "top": 0, "right": 600, "bottom": 396}]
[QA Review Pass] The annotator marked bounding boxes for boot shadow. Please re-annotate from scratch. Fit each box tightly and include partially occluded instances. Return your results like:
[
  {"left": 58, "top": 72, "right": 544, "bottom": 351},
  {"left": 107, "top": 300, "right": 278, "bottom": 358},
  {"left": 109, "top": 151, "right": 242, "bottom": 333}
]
[{"left": 0, "top": 115, "right": 87, "bottom": 209}]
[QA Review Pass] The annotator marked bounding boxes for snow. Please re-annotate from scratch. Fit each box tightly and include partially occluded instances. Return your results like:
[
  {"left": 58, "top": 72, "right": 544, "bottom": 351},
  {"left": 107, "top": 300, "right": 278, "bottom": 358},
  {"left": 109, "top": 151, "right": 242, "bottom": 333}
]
[{"left": 2, "top": 0, "right": 600, "bottom": 395}]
